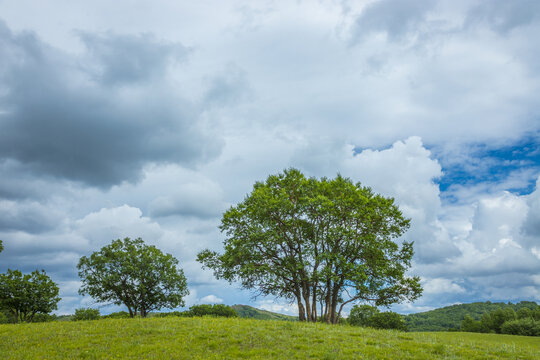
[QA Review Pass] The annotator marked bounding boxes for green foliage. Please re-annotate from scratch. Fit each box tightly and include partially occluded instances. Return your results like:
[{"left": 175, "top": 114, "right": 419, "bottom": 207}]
[
  {"left": 1, "top": 317, "right": 539, "bottom": 359},
  {"left": 31, "top": 313, "right": 57, "bottom": 323},
  {"left": 77, "top": 237, "right": 189, "bottom": 317},
  {"left": 516, "top": 307, "right": 532, "bottom": 319},
  {"left": 405, "top": 301, "right": 538, "bottom": 332},
  {"left": 102, "top": 311, "right": 131, "bottom": 319},
  {"left": 73, "top": 308, "right": 100, "bottom": 321},
  {"left": 348, "top": 305, "right": 379, "bottom": 326},
  {"left": 184, "top": 304, "right": 238, "bottom": 318},
  {"left": 198, "top": 168, "right": 421, "bottom": 324},
  {"left": 368, "top": 311, "right": 408, "bottom": 331},
  {"left": 0, "top": 269, "right": 60, "bottom": 323},
  {"left": 0, "top": 239, "right": 3, "bottom": 253},
  {"left": 460, "top": 315, "right": 482, "bottom": 333},
  {"left": 348, "top": 305, "right": 407, "bottom": 331},
  {"left": 0, "top": 311, "right": 7, "bottom": 324},
  {"left": 501, "top": 318, "right": 540, "bottom": 336},
  {"left": 458, "top": 302, "right": 539, "bottom": 336},
  {"left": 152, "top": 311, "right": 184, "bottom": 318}
]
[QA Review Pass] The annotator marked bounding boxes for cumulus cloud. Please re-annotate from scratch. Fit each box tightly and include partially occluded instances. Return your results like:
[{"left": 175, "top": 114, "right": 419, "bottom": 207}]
[
  {"left": 0, "top": 21, "right": 222, "bottom": 188},
  {"left": 466, "top": 0, "right": 540, "bottom": 34},
  {"left": 79, "top": 32, "right": 188, "bottom": 85},
  {"left": 200, "top": 294, "right": 223, "bottom": 304},
  {"left": 351, "top": 0, "right": 435, "bottom": 42}
]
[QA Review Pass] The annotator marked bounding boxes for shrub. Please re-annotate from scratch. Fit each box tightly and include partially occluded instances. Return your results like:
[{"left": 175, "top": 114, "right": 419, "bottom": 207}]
[
  {"left": 103, "top": 311, "right": 131, "bottom": 319},
  {"left": 348, "top": 305, "right": 379, "bottom": 327},
  {"left": 368, "top": 311, "right": 408, "bottom": 331},
  {"left": 152, "top": 311, "right": 184, "bottom": 318},
  {"left": 73, "top": 308, "right": 100, "bottom": 321},
  {"left": 501, "top": 318, "right": 540, "bottom": 336},
  {"left": 0, "top": 311, "right": 8, "bottom": 324},
  {"left": 185, "top": 304, "right": 238, "bottom": 318},
  {"left": 461, "top": 314, "right": 482, "bottom": 333}
]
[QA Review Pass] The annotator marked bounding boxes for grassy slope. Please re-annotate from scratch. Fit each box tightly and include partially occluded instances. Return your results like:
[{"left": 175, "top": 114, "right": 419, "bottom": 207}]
[
  {"left": 231, "top": 304, "right": 297, "bottom": 321},
  {"left": 1, "top": 317, "right": 539, "bottom": 359},
  {"left": 404, "top": 301, "right": 539, "bottom": 332}
]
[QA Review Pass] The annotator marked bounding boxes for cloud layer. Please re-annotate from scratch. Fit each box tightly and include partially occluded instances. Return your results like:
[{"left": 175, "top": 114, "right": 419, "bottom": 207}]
[{"left": 0, "top": 0, "right": 539, "bottom": 315}]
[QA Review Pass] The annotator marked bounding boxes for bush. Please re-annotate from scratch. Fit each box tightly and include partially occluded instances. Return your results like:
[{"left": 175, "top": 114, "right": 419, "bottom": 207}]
[
  {"left": 31, "top": 313, "right": 57, "bottom": 323},
  {"left": 185, "top": 304, "right": 238, "bottom": 318},
  {"left": 461, "top": 315, "right": 482, "bottom": 333},
  {"left": 73, "top": 308, "right": 100, "bottom": 321},
  {"left": 368, "top": 312, "right": 408, "bottom": 331},
  {"left": 152, "top": 311, "right": 184, "bottom": 318},
  {"left": 103, "top": 311, "right": 131, "bottom": 319},
  {"left": 0, "top": 311, "right": 8, "bottom": 324},
  {"left": 501, "top": 318, "right": 540, "bottom": 336},
  {"left": 348, "top": 305, "right": 379, "bottom": 327}
]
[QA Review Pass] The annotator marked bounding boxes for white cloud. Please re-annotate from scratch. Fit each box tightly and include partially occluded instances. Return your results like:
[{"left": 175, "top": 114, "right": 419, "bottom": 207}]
[
  {"left": 200, "top": 295, "right": 223, "bottom": 304},
  {"left": 423, "top": 278, "right": 466, "bottom": 295}
]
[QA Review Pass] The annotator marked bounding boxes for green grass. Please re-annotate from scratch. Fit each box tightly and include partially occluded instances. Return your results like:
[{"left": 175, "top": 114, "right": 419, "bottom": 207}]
[{"left": 1, "top": 317, "right": 538, "bottom": 359}]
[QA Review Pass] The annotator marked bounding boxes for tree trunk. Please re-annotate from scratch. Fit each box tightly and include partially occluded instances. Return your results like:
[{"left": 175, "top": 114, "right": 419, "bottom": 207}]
[
  {"left": 297, "top": 299, "right": 306, "bottom": 322},
  {"left": 302, "top": 287, "right": 312, "bottom": 322},
  {"left": 311, "top": 286, "right": 317, "bottom": 322}
]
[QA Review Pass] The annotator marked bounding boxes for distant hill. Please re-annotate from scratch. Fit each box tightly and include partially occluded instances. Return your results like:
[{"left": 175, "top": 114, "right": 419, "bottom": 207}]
[
  {"left": 231, "top": 305, "right": 297, "bottom": 321},
  {"left": 404, "top": 301, "right": 538, "bottom": 332}
]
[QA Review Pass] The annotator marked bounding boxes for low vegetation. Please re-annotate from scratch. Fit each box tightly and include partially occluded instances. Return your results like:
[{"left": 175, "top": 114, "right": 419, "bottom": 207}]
[
  {"left": 1, "top": 316, "right": 538, "bottom": 359},
  {"left": 404, "top": 301, "right": 539, "bottom": 332}
]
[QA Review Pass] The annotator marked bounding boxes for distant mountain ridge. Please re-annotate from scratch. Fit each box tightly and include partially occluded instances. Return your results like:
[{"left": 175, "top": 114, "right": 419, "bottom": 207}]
[
  {"left": 404, "top": 301, "right": 538, "bottom": 332},
  {"left": 231, "top": 305, "right": 297, "bottom": 321}
]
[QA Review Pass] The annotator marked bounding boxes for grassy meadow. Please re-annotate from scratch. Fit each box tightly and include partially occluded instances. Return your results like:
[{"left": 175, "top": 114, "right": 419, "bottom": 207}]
[{"left": 1, "top": 317, "right": 539, "bottom": 359}]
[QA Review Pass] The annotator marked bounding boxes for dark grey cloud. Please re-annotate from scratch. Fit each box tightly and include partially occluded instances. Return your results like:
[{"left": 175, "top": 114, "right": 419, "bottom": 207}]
[
  {"left": 79, "top": 32, "right": 188, "bottom": 85},
  {"left": 0, "top": 21, "right": 222, "bottom": 189},
  {"left": 351, "top": 0, "right": 434, "bottom": 42},
  {"left": 467, "top": 0, "right": 540, "bottom": 34}
]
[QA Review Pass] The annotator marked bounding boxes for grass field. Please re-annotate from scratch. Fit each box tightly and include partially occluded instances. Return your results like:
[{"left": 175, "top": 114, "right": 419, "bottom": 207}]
[{"left": 1, "top": 317, "right": 538, "bottom": 359}]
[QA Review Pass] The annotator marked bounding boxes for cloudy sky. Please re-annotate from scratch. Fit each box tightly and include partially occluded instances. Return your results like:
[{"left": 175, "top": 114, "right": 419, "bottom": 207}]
[{"left": 0, "top": 0, "right": 539, "bottom": 316}]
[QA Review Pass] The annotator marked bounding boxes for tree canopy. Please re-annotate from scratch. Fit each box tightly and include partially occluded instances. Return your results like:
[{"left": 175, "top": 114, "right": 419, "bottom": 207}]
[
  {"left": 198, "top": 168, "right": 422, "bottom": 324},
  {"left": 0, "top": 269, "right": 60, "bottom": 323},
  {"left": 77, "top": 237, "right": 189, "bottom": 317}
]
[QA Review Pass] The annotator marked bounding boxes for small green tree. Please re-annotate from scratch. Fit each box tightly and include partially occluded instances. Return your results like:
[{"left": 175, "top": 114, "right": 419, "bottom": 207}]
[
  {"left": 368, "top": 311, "right": 408, "bottom": 331},
  {"left": 517, "top": 307, "right": 532, "bottom": 319},
  {"left": 491, "top": 308, "right": 516, "bottom": 334},
  {"left": 73, "top": 308, "right": 101, "bottom": 321},
  {"left": 461, "top": 314, "right": 482, "bottom": 333},
  {"left": 0, "top": 269, "right": 60, "bottom": 323},
  {"left": 501, "top": 318, "right": 540, "bottom": 336},
  {"left": 348, "top": 305, "right": 379, "bottom": 326},
  {"left": 0, "top": 239, "right": 3, "bottom": 253},
  {"left": 184, "top": 304, "right": 238, "bottom": 318},
  {"left": 78, "top": 237, "right": 189, "bottom": 318}
]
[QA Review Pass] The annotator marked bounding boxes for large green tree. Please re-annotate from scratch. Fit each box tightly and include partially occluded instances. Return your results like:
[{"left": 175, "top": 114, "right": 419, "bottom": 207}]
[
  {"left": 0, "top": 269, "right": 60, "bottom": 323},
  {"left": 78, "top": 237, "right": 189, "bottom": 317},
  {"left": 198, "top": 168, "right": 422, "bottom": 324}
]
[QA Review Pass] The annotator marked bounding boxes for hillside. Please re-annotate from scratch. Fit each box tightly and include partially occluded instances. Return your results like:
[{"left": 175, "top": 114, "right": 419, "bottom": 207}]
[
  {"left": 404, "top": 301, "right": 538, "bottom": 332},
  {"left": 1, "top": 317, "right": 538, "bottom": 359},
  {"left": 231, "top": 304, "right": 297, "bottom": 321}
]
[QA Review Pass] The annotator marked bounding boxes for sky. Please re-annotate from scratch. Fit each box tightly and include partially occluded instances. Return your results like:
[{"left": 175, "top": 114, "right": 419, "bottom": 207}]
[{"left": 0, "top": 0, "right": 539, "bottom": 316}]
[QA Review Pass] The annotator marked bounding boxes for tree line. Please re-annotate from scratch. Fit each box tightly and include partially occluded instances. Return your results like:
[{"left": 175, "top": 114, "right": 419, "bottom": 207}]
[
  {"left": 461, "top": 306, "right": 540, "bottom": 336},
  {"left": 1, "top": 169, "right": 421, "bottom": 325}
]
